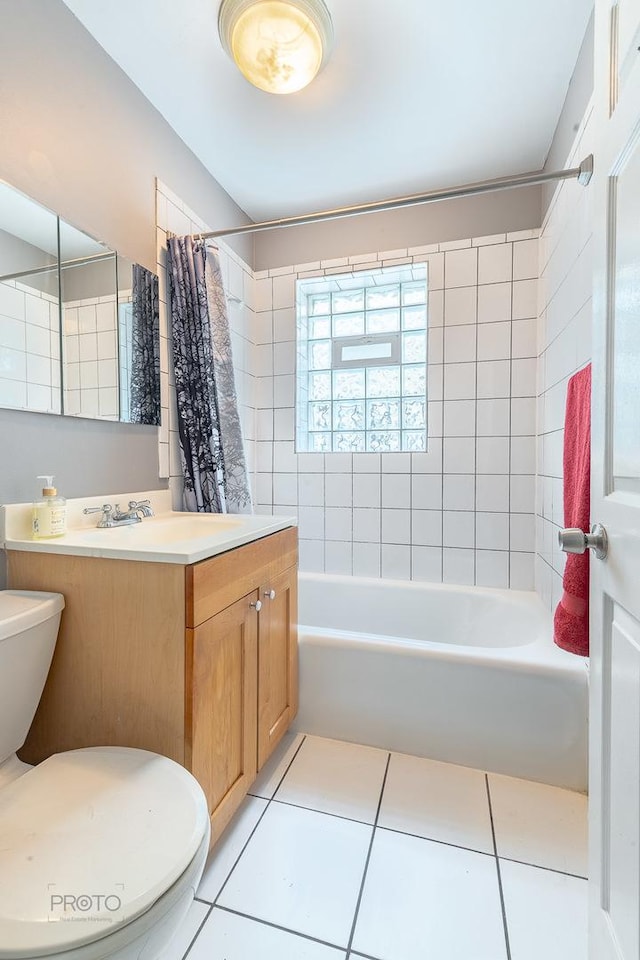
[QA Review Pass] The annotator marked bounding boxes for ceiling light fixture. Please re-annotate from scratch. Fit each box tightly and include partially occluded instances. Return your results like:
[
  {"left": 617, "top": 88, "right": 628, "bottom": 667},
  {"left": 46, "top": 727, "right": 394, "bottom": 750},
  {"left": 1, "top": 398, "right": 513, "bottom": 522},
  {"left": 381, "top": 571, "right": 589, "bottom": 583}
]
[{"left": 218, "top": 0, "right": 334, "bottom": 95}]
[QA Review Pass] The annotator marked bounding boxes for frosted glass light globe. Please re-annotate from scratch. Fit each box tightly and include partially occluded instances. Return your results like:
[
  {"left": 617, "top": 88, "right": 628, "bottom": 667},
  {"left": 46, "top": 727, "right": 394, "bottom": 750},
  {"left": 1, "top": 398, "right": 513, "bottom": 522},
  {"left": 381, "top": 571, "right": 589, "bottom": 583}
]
[{"left": 219, "top": 0, "right": 333, "bottom": 95}]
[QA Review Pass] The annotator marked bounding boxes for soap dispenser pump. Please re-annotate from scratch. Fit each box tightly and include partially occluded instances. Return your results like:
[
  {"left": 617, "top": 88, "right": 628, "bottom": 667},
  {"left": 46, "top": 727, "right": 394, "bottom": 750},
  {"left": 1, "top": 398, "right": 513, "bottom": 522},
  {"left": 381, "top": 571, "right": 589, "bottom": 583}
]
[{"left": 32, "top": 475, "right": 67, "bottom": 539}]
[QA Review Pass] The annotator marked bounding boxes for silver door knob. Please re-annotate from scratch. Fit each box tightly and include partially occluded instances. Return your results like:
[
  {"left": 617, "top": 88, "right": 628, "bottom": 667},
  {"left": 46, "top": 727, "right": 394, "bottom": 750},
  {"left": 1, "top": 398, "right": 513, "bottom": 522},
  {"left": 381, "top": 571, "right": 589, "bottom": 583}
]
[
  {"left": 250, "top": 599, "right": 262, "bottom": 612},
  {"left": 264, "top": 589, "right": 276, "bottom": 600},
  {"left": 558, "top": 523, "right": 608, "bottom": 560}
]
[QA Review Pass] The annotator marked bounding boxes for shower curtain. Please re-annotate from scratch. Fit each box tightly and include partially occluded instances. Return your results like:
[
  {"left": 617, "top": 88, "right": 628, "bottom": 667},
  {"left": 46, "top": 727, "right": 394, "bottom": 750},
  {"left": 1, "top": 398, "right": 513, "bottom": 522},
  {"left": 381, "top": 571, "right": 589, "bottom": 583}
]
[
  {"left": 129, "top": 264, "right": 161, "bottom": 425},
  {"left": 166, "top": 236, "right": 252, "bottom": 514}
]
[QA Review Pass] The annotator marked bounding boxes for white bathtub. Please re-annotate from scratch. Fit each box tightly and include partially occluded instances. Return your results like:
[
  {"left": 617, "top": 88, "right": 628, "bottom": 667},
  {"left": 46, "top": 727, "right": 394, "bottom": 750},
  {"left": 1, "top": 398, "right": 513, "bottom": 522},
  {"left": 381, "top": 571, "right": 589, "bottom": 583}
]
[{"left": 295, "top": 573, "right": 588, "bottom": 792}]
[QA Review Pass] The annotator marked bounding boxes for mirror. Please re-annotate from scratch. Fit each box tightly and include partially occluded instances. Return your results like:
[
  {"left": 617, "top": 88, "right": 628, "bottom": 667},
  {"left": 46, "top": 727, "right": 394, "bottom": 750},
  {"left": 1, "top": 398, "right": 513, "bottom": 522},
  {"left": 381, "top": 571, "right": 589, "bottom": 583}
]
[
  {"left": 0, "top": 182, "right": 62, "bottom": 415},
  {"left": 0, "top": 180, "right": 160, "bottom": 425}
]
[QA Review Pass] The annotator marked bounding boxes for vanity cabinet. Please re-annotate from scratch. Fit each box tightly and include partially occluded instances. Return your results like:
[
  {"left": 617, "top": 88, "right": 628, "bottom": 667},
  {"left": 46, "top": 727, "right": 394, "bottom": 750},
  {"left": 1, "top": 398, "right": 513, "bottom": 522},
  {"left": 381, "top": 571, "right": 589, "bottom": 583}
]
[{"left": 8, "top": 525, "right": 297, "bottom": 846}]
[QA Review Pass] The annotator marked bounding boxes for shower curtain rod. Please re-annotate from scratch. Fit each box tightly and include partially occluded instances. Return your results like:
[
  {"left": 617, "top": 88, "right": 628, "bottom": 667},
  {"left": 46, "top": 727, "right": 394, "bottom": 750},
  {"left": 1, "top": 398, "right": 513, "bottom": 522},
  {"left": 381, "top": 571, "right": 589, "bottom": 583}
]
[{"left": 200, "top": 155, "right": 594, "bottom": 240}]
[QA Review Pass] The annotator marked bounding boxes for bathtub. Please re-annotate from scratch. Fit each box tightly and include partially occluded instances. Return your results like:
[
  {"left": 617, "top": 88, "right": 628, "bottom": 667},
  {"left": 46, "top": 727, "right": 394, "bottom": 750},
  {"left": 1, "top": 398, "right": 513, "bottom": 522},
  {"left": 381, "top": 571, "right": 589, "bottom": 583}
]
[{"left": 295, "top": 573, "right": 588, "bottom": 792}]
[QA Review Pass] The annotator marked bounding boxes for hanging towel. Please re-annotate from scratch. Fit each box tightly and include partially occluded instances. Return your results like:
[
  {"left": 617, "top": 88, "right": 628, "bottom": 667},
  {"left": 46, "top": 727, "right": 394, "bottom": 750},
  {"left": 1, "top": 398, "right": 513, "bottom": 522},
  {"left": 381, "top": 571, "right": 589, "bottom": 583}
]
[{"left": 553, "top": 363, "right": 592, "bottom": 657}]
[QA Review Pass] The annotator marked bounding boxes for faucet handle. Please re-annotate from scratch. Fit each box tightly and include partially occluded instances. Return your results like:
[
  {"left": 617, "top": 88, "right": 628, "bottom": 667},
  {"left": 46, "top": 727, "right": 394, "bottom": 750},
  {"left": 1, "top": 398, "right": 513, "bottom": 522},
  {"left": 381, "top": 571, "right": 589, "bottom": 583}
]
[
  {"left": 83, "top": 504, "right": 112, "bottom": 516},
  {"left": 128, "top": 499, "right": 150, "bottom": 509}
]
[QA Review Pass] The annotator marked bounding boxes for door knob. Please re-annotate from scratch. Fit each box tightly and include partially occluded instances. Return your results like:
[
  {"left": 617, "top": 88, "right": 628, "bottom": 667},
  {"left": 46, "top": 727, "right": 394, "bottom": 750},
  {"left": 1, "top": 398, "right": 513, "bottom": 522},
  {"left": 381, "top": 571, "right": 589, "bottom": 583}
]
[
  {"left": 558, "top": 523, "right": 608, "bottom": 560},
  {"left": 250, "top": 599, "right": 262, "bottom": 612},
  {"left": 264, "top": 589, "right": 276, "bottom": 600}
]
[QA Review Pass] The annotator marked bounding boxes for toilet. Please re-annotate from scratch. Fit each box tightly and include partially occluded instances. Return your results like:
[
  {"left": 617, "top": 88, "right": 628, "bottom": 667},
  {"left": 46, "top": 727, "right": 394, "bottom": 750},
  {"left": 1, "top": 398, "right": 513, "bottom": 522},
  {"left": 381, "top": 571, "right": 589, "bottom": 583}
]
[{"left": 0, "top": 590, "right": 210, "bottom": 960}]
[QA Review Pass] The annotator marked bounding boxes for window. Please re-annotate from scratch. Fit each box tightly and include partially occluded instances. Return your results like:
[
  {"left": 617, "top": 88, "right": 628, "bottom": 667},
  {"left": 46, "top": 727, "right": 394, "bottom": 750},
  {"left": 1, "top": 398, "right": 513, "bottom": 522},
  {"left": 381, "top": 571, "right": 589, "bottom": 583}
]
[{"left": 295, "top": 263, "right": 428, "bottom": 452}]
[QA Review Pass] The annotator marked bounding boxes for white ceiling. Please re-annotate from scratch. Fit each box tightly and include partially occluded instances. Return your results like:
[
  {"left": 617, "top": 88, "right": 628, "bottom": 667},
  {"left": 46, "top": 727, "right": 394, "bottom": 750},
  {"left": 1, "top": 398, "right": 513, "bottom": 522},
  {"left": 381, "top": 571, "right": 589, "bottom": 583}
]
[{"left": 62, "top": 0, "right": 593, "bottom": 222}]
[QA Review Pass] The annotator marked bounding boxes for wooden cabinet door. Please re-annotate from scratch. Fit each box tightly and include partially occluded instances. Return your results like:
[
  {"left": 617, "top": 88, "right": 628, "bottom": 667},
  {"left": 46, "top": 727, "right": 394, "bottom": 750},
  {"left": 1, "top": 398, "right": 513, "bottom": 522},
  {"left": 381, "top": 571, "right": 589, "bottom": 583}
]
[
  {"left": 257, "top": 566, "right": 298, "bottom": 770},
  {"left": 187, "top": 591, "right": 258, "bottom": 845}
]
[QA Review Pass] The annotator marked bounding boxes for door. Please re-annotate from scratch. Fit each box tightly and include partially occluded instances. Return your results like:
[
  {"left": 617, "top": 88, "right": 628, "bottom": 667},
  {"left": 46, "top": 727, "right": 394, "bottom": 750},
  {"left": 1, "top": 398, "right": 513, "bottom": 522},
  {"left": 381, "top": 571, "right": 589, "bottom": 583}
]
[
  {"left": 187, "top": 591, "right": 258, "bottom": 845},
  {"left": 590, "top": 2, "right": 640, "bottom": 956},
  {"left": 257, "top": 566, "right": 298, "bottom": 769}
]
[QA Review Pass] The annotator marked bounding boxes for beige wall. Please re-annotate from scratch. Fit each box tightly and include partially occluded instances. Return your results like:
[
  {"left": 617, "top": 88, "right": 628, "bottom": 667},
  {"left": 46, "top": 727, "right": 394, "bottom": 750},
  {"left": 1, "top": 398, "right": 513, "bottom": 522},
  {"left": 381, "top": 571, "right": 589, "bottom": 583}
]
[{"left": 253, "top": 186, "right": 542, "bottom": 272}]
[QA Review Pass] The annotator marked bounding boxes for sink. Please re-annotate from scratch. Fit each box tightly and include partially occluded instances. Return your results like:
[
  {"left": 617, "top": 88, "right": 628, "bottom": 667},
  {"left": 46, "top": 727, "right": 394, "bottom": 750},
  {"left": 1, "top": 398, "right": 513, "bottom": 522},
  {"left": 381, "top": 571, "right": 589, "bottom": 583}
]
[
  {"left": 1, "top": 494, "right": 297, "bottom": 565},
  {"left": 74, "top": 514, "right": 244, "bottom": 546}
]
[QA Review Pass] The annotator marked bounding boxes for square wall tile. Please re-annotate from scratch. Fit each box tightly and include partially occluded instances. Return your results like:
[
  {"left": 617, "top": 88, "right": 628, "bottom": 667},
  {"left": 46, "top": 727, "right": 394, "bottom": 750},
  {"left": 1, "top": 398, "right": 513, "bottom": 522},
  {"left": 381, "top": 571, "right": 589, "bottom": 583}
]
[
  {"left": 512, "top": 279, "right": 538, "bottom": 320},
  {"left": 444, "top": 362, "right": 476, "bottom": 400},
  {"left": 325, "top": 508, "right": 352, "bottom": 541},
  {"left": 382, "top": 544, "right": 411, "bottom": 580},
  {"left": 477, "top": 282, "right": 512, "bottom": 324},
  {"left": 445, "top": 247, "right": 478, "bottom": 287},
  {"left": 353, "top": 507, "right": 381, "bottom": 542},
  {"left": 353, "top": 541, "right": 381, "bottom": 577},
  {"left": 382, "top": 508, "right": 411, "bottom": 544},
  {"left": 476, "top": 475, "right": 510, "bottom": 512},
  {"left": 476, "top": 512, "right": 510, "bottom": 550},
  {"left": 382, "top": 473, "right": 411, "bottom": 507},
  {"left": 443, "top": 474, "right": 475, "bottom": 510},
  {"left": 476, "top": 550, "right": 510, "bottom": 588},
  {"left": 477, "top": 360, "right": 511, "bottom": 399},
  {"left": 411, "top": 545, "right": 443, "bottom": 581},
  {"left": 477, "top": 321, "right": 511, "bottom": 361},
  {"left": 444, "top": 325, "right": 476, "bottom": 363},
  {"left": 477, "top": 398, "right": 510, "bottom": 436},
  {"left": 412, "top": 475, "right": 443, "bottom": 510},
  {"left": 325, "top": 540, "right": 353, "bottom": 574},
  {"left": 444, "top": 286, "right": 477, "bottom": 325},
  {"left": 478, "top": 243, "right": 513, "bottom": 284},
  {"left": 325, "top": 473, "right": 352, "bottom": 507},
  {"left": 411, "top": 510, "right": 442, "bottom": 546},
  {"left": 444, "top": 436, "right": 476, "bottom": 473},
  {"left": 444, "top": 399, "right": 476, "bottom": 437},
  {"left": 443, "top": 511, "right": 475, "bottom": 548},
  {"left": 443, "top": 548, "right": 475, "bottom": 585}
]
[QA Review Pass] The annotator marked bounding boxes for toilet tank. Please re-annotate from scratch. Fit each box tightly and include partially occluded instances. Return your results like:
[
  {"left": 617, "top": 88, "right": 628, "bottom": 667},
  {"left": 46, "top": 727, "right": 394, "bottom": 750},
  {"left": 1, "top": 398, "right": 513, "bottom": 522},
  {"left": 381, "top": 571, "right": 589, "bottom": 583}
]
[{"left": 0, "top": 591, "right": 65, "bottom": 765}]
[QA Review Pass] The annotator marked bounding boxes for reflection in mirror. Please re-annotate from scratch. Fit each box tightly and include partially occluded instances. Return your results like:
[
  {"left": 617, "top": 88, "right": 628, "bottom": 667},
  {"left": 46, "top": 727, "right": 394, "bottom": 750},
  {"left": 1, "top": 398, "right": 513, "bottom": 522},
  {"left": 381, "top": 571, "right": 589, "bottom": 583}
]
[
  {"left": 60, "top": 220, "right": 118, "bottom": 420},
  {"left": 117, "top": 256, "right": 160, "bottom": 426},
  {"left": 0, "top": 182, "right": 61, "bottom": 414}
]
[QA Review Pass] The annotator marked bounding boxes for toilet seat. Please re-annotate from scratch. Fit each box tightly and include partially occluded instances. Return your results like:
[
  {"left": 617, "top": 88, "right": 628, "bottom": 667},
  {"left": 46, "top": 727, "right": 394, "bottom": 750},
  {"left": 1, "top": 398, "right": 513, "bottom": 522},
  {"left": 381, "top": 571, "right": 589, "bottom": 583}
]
[{"left": 0, "top": 746, "right": 209, "bottom": 958}]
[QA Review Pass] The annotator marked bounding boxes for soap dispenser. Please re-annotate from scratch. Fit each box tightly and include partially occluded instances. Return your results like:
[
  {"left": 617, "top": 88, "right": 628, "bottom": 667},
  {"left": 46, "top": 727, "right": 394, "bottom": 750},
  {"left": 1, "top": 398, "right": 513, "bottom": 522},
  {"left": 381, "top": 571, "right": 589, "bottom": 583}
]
[{"left": 32, "top": 475, "right": 67, "bottom": 539}]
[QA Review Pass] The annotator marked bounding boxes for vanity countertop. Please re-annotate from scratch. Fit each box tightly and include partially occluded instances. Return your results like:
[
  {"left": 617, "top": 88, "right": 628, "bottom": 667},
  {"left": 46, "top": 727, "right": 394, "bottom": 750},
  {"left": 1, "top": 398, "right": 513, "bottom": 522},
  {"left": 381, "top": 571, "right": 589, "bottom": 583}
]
[{"left": 1, "top": 490, "right": 296, "bottom": 565}]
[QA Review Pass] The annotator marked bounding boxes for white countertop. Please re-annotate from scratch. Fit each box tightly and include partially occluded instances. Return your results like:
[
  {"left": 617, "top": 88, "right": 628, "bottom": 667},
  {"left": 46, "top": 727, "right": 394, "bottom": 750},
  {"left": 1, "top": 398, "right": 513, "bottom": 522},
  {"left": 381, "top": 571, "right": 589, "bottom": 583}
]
[{"left": 1, "top": 490, "right": 297, "bottom": 565}]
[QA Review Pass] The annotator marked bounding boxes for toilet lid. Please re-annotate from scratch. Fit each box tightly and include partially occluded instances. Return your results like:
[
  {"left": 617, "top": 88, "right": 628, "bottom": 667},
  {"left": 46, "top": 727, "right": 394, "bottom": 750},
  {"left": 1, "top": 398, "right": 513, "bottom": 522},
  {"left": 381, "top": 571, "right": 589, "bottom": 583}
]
[{"left": 0, "top": 747, "right": 209, "bottom": 958}]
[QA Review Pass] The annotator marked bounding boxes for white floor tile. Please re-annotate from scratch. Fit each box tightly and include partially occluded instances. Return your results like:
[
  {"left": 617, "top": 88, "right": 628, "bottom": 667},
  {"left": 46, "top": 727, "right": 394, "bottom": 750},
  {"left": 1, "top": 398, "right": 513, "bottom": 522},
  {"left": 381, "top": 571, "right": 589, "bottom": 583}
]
[
  {"left": 248, "top": 731, "right": 305, "bottom": 799},
  {"left": 157, "top": 899, "right": 209, "bottom": 960},
  {"left": 488, "top": 774, "right": 588, "bottom": 876},
  {"left": 275, "top": 736, "right": 388, "bottom": 823},
  {"left": 352, "top": 829, "right": 507, "bottom": 960},
  {"left": 198, "top": 795, "right": 268, "bottom": 903},
  {"left": 218, "top": 802, "right": 371, "bottom": 947},
  {"left": 378, "top": 753, "right": 494, "bottom": 853},
  {"left": 188, "top": 907, "right": 346, "bottom": 959},
  {"left": 500, "top": 859, "right": 588, "bottom": 960}
]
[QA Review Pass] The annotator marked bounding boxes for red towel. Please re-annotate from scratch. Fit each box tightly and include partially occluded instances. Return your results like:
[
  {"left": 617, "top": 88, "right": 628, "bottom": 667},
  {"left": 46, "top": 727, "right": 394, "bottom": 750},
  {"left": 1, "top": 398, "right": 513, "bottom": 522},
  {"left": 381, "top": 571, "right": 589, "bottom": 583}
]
[{"left": 553, "top": 363, "right": 591, "bottom": 656}]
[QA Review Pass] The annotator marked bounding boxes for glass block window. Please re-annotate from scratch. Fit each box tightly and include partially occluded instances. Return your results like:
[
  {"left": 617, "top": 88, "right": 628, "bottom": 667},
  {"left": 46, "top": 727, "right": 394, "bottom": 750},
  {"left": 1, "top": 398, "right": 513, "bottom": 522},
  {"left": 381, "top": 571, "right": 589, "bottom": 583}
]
[{"left": 296, "top": 263, "right": 427, "bottom": 452}]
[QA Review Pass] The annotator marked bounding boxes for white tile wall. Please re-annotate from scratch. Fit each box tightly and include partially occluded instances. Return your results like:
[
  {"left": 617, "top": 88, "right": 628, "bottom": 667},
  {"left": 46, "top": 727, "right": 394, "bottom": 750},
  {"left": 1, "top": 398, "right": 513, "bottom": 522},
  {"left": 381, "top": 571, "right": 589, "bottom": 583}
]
[
  {"left": 63, "top": 295, "right": 119, "bottom": 420},
  {"left": 535, "top": 103, "right": 594, "bottom": 612},
  {"left": 0, "top": 281, "right": 61, "bottom": 414},
  {"left": 252, "top": 235, "right": 538, "bottom": 588}
]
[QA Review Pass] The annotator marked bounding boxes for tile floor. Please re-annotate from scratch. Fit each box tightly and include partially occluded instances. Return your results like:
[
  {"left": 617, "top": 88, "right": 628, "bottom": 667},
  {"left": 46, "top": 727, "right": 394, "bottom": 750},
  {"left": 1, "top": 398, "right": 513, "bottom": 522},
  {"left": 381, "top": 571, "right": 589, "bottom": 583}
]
[{"left": 161, "top": 733, "right": 588, "bottom": 960}]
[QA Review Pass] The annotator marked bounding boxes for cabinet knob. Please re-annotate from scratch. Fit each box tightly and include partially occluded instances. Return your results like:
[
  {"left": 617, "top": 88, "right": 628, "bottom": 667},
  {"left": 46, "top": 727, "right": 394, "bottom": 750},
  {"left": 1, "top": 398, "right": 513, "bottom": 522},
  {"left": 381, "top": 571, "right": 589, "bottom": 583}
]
[
  {"left": 250, "top": 599, "right": 262, "bottom": 612},
  {"left": 264, "top": 589, "right": 276, "bottom": 600}
]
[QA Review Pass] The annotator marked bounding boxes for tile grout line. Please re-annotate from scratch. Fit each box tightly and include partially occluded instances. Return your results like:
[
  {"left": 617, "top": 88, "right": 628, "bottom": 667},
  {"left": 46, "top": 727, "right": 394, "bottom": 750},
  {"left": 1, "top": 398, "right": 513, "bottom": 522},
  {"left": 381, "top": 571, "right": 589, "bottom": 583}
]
[
  {"left": 485, "top": 774, "right": 512, "bottom": 960},
  {"left": 213, "top": 903, "right": 348, "bottom": 953},
  {"left": 210, "top": 736, "right": 307, "bottom": 908},
  {"left": 345, "top": 753, "right": 392, "bottom": 959}
]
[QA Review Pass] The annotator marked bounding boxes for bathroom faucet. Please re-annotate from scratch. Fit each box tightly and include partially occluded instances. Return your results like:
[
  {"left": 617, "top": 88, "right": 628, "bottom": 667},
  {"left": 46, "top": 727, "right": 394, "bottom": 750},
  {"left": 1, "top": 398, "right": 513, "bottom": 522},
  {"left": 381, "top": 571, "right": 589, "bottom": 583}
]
[{"left": 83, "top": 500, "right": 154, "bottom": 528}]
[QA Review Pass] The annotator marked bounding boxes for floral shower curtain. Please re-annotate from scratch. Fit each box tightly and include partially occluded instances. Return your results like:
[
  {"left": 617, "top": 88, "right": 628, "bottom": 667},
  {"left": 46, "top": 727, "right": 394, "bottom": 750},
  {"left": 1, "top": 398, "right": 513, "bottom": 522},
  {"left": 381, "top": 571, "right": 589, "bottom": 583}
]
[
  {"left": 129, "top": 264, "right": 160, "bottom": 425},
  {"left": 166, "top": 235, "right": 252, "bottom": 514}
]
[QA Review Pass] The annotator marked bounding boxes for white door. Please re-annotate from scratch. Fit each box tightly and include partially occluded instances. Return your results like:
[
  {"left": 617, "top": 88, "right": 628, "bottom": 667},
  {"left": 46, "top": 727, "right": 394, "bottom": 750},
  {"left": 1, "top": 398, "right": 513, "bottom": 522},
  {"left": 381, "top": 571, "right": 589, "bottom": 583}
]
[{"left": 589, "top": 2, "right": 640, "bottom": 957}]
